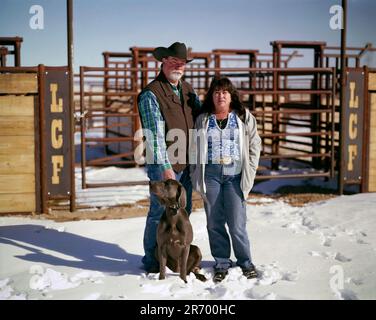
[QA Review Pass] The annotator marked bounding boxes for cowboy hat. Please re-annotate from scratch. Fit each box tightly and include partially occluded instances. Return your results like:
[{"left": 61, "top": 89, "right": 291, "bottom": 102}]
[{"left": 152, "top": 42, "right": 193, "bottom": 63}]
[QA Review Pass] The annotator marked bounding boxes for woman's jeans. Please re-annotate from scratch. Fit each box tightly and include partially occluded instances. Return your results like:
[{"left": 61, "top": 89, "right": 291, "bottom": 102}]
[
  {"left": 204, "top": 164, "right": 253, "bottom": 272},
  {"left": 142, "top": 164, "right": 192, "bottom": 271}
]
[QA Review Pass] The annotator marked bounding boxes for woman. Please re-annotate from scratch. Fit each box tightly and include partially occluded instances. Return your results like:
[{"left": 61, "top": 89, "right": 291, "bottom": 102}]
[{"left": 190, "top": 77, "right": 261, "bottom": 283}]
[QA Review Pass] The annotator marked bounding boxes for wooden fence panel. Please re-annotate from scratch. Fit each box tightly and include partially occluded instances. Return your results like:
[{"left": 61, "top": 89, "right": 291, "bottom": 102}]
[
  {"left": 0, "top": 92, "right": 36, "bottom": 213},
  {"left": 0, "top": 73, "right": 38, "bottom": 94},
  {"left": 368, "top": 92, "right": 376, "bottom": 192}
]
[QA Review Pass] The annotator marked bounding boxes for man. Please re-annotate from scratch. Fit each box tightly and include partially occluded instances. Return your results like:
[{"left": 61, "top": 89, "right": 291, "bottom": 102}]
[{"left": 137, "top": 42, "right": 201, "bottom": 273}]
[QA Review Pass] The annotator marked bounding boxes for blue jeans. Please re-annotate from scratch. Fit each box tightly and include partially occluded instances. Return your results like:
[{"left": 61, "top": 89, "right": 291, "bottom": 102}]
[
  {"left": 142, "top": 164, "right": 192, "bottom": 271},
  {"left": 204, "top": 164, "right": 253, "bottom": 272}
]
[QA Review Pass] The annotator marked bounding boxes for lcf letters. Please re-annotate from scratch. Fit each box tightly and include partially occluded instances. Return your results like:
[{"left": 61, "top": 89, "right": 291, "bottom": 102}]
[
  {"left": 50, "top": 83, "right": 64, "bottom": 185},
  {"left": 347, "top": 81, "right": 359, "bottom": 172}
]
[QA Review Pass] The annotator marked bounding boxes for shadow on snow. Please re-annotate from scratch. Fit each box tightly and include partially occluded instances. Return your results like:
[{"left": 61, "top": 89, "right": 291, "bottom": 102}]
[{"left": 0, "top": 224, "right": 143, "bottom": 276}]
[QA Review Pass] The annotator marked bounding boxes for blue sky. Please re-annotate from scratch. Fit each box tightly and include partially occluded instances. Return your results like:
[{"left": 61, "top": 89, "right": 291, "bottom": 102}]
[{"left": 1, "top": 0, "right": 375, "bottom": 70}]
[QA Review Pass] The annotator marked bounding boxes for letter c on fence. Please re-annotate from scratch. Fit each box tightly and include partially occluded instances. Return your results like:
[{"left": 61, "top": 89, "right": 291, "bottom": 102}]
[{"left": 51, "top": 119, "right": 63, "bottom": 149}]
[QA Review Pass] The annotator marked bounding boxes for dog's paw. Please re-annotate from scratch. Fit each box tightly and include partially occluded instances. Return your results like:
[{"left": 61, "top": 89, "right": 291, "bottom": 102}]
[
  {"left": 159, "top": 274, "right": 166, "bottom": 280},
  {"left": 194, "top": 273, "right": 208, "bottom": 282}
]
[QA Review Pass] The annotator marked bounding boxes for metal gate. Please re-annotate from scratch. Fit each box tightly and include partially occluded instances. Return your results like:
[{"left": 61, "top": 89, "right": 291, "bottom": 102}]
[{"left": 77, "top": 42, "right": 376, "bottom": 190}]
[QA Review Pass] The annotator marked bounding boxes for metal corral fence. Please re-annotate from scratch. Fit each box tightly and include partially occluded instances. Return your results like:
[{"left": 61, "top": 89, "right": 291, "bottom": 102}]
[
  {"left": 75, "top": 41, "right": 376, "bottom": 193},
  {"left": 1, "top": 37, "right": 376, "bottom": 215}
]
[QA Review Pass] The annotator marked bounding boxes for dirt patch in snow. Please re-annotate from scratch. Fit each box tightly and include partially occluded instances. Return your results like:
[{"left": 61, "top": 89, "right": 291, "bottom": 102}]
[
  {"left": 0, "top": 191, "right": 336, "bottom": 222},
  {"left": 248, "top": 193, "right": 335, "bottom": 207}
]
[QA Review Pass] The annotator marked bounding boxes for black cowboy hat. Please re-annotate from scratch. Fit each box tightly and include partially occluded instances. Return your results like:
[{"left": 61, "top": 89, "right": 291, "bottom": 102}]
[{"left": 152, "top": 42, "right": 193, "bottom": 63}]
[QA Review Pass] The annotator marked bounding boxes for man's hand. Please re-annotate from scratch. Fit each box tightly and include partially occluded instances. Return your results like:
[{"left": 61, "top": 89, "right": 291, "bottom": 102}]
[{"left": 162, "top": 168, "right": 176, "bottom": 180}]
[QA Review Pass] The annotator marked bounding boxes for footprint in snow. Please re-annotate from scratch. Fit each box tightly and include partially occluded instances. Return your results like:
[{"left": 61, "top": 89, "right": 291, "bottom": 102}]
[
  {"left": 346, "top": 277, "right": 364, "bottom": 286},
  {"left": 356, "top": 238, "right": 370, "bottom": 245},
  {"left": 333, "top": 288, "right": 359, "bottom": 300},
  {"left": 319, "top": 232, "right": 336, "bottom": 247},
  {"left": 257, "top": 264, "right": 298, "bottom": 285},
  {"left": 334, "top": 252, "right": 352, "bottom": 262},
  {"left": 243, "top": 288, "right": 278, "bottom": 300},
  {"left": 205, "top": 285, "right": 227, "bottom": 299},
  {"left": 308, "top": 251, "right": 351, "bottom": 262}
]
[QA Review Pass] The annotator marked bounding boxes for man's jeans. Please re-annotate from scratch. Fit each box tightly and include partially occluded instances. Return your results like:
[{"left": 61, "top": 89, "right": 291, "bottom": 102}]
[
  {"left": 142, "top": 164, "right": 192, "bottom": 271},
  {"left": 204, "top": 164, "right": 253, "bottom": 272}
]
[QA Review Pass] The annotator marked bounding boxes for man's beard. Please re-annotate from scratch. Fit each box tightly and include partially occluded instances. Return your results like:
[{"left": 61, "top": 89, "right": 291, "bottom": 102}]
[{"left": 168, "top": 71, "right": 183, "bottom": 82}]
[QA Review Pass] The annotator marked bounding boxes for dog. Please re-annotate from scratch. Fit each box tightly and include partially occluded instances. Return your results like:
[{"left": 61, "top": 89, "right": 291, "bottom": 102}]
[{"left": 149, "top": 179, "right": 207, "bottom": 283}]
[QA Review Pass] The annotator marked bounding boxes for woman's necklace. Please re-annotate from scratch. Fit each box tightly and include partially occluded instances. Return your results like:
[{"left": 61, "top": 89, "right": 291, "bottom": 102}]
[
  {"left": 216, "top": 117, "right": 228, "bottom": 129},
  {"left": 215, "top": 110, "right": 230, "bottom": 129}
]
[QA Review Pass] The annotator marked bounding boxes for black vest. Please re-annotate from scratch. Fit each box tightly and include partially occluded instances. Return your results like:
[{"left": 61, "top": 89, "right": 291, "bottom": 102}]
[{"left": 138, "top": 72, "right": 198, "bottom": 173}]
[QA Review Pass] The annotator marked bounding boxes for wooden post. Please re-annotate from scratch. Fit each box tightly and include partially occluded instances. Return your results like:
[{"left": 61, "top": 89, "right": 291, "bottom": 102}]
[
  {"left": 338, "top": 0, "right": 347, "bottom": 194},
  {"left": 67, "top": 0, "right": 76, "bottom": 211}
]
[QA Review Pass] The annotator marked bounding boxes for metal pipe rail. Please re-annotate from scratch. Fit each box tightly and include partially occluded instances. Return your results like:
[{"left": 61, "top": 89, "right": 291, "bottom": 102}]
[
  {"left": 260, "top": 153, "right": 331, "bottom": 159},
  {"left": 78, "top": 63, "right": 337, "bottom": 188},
  {"left": 80, "top": 66, "right": 334, "bottom": 74}
]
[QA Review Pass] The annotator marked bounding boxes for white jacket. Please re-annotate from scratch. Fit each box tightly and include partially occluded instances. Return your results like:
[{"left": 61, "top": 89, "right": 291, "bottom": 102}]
[{"left": 189, "top": 109, "right": 261, "bottom": 200}]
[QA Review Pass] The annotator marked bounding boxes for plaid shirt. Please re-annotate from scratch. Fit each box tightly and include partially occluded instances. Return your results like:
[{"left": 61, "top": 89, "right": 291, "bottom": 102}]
[{"left": 138, "top": 85, "right": 201, "bottom": 171}]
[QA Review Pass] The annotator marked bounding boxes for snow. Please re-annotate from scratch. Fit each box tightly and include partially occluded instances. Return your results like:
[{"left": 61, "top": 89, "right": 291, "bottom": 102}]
[
  {"left": 1, "top": 167, "right": 376, "bottom": 300},
  {"left": 75, "top": 167, "right": 149, "bottom": 208}
]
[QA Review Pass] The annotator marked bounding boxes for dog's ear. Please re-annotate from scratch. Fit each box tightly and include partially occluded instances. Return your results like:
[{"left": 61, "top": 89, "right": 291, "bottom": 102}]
[
  {"left": 177, "top": 184, "right": 187, "bottom": 209},
  {"left": 157, "top": 198, "right": 167, "bottom": 206},
  {"left": 150, "top": 181, "right": 167, "bottom": 205}
]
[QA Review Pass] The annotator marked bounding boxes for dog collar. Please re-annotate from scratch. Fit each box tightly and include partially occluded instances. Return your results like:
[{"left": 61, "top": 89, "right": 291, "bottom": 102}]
[{"left": 168, "top": 204, "right": 180, "bottom": 210}]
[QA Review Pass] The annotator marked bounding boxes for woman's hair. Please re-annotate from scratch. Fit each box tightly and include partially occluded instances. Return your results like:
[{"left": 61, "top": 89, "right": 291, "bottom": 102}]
[{"left": 201, "top": 76, "right": 245, "bottom": 121}]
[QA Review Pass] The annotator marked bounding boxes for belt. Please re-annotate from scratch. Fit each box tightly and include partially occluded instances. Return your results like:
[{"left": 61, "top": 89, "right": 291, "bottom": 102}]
[{"left": 208, "top": 157, "right": 233, "bottom": 165}]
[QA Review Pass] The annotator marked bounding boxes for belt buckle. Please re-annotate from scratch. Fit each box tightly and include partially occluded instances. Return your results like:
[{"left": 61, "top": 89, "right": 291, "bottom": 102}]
[{"left": 219, "top": 157, "right": 232, "bottom": 165}]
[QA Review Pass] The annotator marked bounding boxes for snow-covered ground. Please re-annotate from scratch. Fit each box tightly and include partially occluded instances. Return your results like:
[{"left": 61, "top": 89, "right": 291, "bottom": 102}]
[
  {"left": 75, "top": 167, "right": 149, "bottom": 208},
  {"left": 1, "top": 167, "right": 376, "bottom": 300}
]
